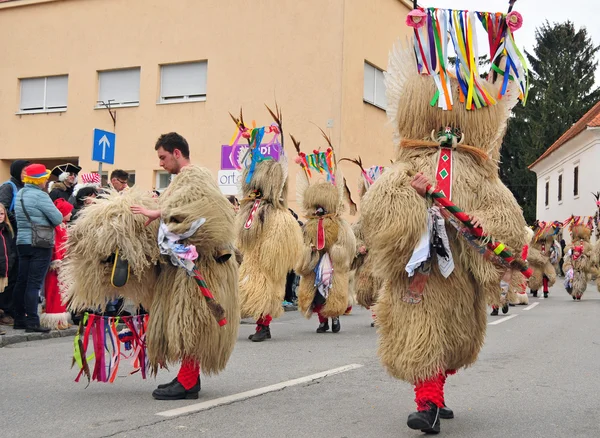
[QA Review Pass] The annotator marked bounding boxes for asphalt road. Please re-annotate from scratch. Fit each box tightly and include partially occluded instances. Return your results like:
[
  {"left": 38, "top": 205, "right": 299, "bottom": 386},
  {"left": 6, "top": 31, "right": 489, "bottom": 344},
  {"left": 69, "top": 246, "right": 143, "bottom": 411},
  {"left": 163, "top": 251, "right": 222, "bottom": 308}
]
[{"left": 1, "top": 282, "right": 599, "bottom": 438}]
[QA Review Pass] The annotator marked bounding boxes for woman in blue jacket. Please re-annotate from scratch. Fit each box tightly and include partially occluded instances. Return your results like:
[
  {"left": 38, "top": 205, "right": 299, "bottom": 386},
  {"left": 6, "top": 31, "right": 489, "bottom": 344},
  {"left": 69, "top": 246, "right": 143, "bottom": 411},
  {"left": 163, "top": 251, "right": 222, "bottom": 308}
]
[{"left": 13, "top": 164, "right": 63, "bottom": 333}]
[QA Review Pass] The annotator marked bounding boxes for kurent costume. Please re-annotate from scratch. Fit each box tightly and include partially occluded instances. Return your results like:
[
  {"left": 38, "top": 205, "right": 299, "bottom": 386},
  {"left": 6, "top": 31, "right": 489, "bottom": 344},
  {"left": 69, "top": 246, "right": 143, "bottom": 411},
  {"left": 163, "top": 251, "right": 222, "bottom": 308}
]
[
  {"left": 360, "top": 5, "right": 530, "bottom": 434},
  {"left": 230, "top": 107, "right": 303, "bottom": 342},
  {"left": 341, "top": 159, "right": 386, "bottom": 326},
  {"left": 292, "top": 133, "right": 356, "bottom": 334},
  {"left": 62, "top": 165, "right": 239, "bottom": 398},
  {"left": 563, "top": 216, "right": 594, "bottom": 300},
  {"left": 527, "top": 221, "right": 560, "bottom": 298}
]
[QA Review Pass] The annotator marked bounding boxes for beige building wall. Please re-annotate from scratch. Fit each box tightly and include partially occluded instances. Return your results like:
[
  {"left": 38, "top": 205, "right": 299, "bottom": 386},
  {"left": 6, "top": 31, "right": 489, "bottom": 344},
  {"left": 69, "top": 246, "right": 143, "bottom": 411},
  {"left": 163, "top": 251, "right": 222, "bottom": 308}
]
[{"left": 0, "top": 0, "right": 411, "bottom": 212}]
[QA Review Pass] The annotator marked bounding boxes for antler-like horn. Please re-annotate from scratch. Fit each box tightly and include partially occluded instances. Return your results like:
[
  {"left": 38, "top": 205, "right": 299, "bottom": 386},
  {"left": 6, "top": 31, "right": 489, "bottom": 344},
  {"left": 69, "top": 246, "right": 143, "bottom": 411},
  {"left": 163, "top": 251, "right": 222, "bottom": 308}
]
[
  {"left": 339, "top": 156, "right": 366, "bottom": 174},
  {"left": 265, "top": 102, "right": 283, "bottom": 151},
  {"left": 290, "top": 134, "right": 302, "bottom": 155},
  {"left": 317, "top": 126, "right": 333, "bottom": 150},
  {"left": 431, "top": 129, "right": 437, "bottom": 142}
]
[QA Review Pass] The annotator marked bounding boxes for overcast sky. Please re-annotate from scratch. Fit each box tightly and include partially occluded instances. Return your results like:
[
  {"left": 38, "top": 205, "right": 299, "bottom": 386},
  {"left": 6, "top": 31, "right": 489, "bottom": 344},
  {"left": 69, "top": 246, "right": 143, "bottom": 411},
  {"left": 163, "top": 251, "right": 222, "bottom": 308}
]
[{"left": 426, "top": 0, "right": 600, "bottom": 83}]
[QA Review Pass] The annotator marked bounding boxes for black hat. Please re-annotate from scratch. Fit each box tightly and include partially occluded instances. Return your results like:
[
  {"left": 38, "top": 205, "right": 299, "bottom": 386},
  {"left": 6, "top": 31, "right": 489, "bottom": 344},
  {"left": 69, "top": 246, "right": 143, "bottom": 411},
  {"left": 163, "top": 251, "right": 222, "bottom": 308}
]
[{"left": 51, "top": 163, "right": 82, "bottom": 179}]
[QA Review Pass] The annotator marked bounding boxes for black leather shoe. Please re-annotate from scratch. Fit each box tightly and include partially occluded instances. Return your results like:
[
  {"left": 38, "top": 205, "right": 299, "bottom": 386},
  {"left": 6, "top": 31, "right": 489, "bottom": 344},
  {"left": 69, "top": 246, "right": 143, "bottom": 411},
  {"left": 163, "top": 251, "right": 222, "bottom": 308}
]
[
  {"left": 490, "top": 308, "right": 499, "bottom": 316},
  {"left": 331, "top": 317, "right": 341, "bottom": 333},
  {"left": 502, "top": 304, "right": 509, "bottom": 314},
  {"left": 370, "top": 321, "right": 375, "bottom": 327},
  {"left": 157, "top": 377, "right": 178, "bottom": 389},
  {"left": 543, "top": 292, "right": 548, "bottom": 298},
  {"left": 439, "top": 405, "right": 454, "bottom": 419},
  {"left": 251, "top": 325, "right": 271, "bottom": 342},
  {"left": 25, "top": 325, "right": 50, "bottom": 333},
  {"left": 316, "top": 321, "right": 329, "bottom": 333},
  {"left": 407, "top": 402, "right": 440, "bottom": 434},
  {"left": 152, "top": 377, "right": 200, "bottom": 400},
  {"left": 531, "top": 290, "right": 538, "bottom": 298}
]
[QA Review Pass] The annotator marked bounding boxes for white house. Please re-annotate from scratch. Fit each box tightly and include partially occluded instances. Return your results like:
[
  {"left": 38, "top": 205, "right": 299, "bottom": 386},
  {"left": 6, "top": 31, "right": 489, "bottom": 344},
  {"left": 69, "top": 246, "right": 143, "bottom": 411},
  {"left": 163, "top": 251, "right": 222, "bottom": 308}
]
[{"left": 529, "top": 101, "right": 600, "bottom": 242}]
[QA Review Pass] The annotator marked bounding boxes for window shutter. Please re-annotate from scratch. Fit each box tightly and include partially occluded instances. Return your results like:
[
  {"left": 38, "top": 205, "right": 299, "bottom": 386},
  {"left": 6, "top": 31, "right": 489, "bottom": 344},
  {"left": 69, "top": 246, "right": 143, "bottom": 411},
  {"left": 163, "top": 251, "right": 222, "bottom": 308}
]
[
  {"left": 363, "top": 63, "right": 375, "bottom": 104},
  {"left": 20, "top": 77, "right": 45, "bottom": 110},
  {"left": 46, "top": 75, "right": 68, "bottom": 109},
  {"left": 161, "top": 62, "right": 207, "bottom": 99},
  {"left": 99, "top": 68, "right": 140, "bottom": 104}
]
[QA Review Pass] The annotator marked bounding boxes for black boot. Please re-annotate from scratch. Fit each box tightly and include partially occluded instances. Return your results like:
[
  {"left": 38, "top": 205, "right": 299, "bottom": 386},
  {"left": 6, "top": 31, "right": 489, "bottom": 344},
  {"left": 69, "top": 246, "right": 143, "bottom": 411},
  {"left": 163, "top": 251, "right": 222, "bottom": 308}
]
[
  {"left": 490, "top": 308, "right": 499, "bottom": 316},
  {"left": 316, "top": 320, "right": 329, "bottom": 333},
  {"left": 502, "top": 304, "right": 509, "bottom": 314},
  {"left": 407, "top": 402, "right": 441, "bottom": 434},
  {"left": 439, "top": 405, "right": 454, "bottom": 419},
  {"left": 251, "top": 325, "right": 271, "bottom": 342},
  {"left": 531, "top": 290, "right": 538, "bottom": 298},
  {"left": 331, "top": 317, "right": 341, "bottom": 333},
  {"left": 543, "top": 292, "right": 548, "bottom": 298},
  {"left": 152, "top": 376, "right": 201, "bottom": 400},
  {"left": 157, "top": 377, "right": 178, "bottom": 389}
]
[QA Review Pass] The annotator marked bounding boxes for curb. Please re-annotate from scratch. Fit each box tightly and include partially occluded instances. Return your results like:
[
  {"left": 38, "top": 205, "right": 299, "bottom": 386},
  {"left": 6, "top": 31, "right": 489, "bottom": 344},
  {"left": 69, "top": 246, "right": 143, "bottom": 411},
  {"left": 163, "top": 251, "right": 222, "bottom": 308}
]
[{"left": 0, "top": 327, "right": 77, "bottom": 348}]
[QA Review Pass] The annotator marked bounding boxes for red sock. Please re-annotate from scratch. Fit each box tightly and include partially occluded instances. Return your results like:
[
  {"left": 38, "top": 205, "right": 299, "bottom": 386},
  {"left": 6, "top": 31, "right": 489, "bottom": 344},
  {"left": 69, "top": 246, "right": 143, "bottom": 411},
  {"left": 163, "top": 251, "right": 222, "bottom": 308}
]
[
  {"left": 543, "top": 277, "right": 549, "bottom": 293},
  {"left": 256, "top": 314, "right": 272, "bottom": 330},
  {"left": 177, "top": 359, "right": 200, "bottom": 390},
  {"left": 414, "top": 373, "right": 444, "bottom": 411}
]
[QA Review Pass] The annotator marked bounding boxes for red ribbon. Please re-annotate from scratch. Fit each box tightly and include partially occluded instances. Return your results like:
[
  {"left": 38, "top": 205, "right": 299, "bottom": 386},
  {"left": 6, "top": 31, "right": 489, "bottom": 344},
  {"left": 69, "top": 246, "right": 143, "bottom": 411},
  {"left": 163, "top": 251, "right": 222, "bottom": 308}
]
[
  {"left": 316, "top": 218, "right": 325, "bottom": 250},
  {"left": 244, "top": 199, "right": 261, "bottom": 229}
]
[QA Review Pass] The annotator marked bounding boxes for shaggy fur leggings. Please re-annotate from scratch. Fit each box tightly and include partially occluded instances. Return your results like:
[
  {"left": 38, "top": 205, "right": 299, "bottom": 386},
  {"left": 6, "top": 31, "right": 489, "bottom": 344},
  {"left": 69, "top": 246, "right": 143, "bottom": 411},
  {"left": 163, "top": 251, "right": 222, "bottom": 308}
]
[
  {"left": 414, "top": 370, "right": 456, "bottom": 411},
  {"left": 177, "top": 359, "right": 200, "bottom": 390}
]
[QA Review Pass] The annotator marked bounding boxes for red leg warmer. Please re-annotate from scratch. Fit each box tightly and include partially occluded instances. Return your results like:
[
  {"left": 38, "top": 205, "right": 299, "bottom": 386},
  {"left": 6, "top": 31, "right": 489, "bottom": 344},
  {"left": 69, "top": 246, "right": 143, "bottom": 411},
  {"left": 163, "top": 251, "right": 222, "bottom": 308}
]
[
  {"left": 414, "top": 373, "right": 445, "bottom": 411},
  {"left": 313, "top": 305, "right": 328, "bottom": 323},
  {"left": 543, "top": 276, "right": 549, "bottom": 293},
  {"left": 177, "top": 359, "right": 200, "bottom": 390},
  {"left": 256, "top": 314, "right": 272, "bottom": 330}
]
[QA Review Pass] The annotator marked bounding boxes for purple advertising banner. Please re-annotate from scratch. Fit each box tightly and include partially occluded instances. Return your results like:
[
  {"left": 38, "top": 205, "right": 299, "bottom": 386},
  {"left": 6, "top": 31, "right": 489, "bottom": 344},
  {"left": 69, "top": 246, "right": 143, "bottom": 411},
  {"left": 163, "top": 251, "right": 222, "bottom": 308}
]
[{"left": 221, "top": 143, "right": 281, "bottom": 170}]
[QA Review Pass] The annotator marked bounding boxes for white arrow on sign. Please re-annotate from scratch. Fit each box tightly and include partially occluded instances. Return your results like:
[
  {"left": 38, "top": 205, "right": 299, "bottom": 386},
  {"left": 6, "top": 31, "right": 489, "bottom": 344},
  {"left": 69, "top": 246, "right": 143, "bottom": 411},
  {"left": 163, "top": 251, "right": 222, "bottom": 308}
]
[{"left": 99, "top": 135, "right": 111, "bottom": 160}]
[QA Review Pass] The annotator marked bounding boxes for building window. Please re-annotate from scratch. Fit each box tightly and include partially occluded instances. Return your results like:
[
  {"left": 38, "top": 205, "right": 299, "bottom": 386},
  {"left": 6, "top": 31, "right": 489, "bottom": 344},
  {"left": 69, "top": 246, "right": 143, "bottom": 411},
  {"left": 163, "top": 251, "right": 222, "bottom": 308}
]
[
  {"left": 573, "top": 166, "right": 579, "bottom": 197},
  {"left": 159, "top": 61, "right": 207, "bottom": 103},
  {"left": 557, "top": 173, "right": 562, "bottom": 202},
  {"left": 363, "top": 62, "right": 387, "bottom": 110},
  {"left": 155, "top": 171, "right": 172, "bottom": 191},
  {"left": 126, "top": 172, "right": 136, "bottom": 187},
  {"left": 98, "top": 68, "right": 141, "bottom": 107},
  {"left": 19, "top": 75, "right": 68, "bottom": 113},
  {"left": 545, "top": 181, "right": 549, "bottom": 207}
]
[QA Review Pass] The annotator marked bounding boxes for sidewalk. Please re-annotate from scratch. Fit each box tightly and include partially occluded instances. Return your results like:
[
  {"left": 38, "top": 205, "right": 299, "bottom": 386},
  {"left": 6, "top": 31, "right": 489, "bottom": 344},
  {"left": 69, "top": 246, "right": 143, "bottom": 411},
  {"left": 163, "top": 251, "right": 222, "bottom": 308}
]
[{"left": 0, "top": 324, "right": 77, "bottom": 348}]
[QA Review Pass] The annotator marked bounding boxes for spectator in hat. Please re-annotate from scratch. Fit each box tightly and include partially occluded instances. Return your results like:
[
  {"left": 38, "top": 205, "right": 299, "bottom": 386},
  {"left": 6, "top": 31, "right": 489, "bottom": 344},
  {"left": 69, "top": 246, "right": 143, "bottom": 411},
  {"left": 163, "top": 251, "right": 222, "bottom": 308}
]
[
  {"left": 0, "top": 159, "right": 30, "bottom": 322},
  {"left": 13, "top": 164, "right": 63, "bottom": 333},
  {"left": 49, "top": 163, "right": 82, "bottom": 204}
]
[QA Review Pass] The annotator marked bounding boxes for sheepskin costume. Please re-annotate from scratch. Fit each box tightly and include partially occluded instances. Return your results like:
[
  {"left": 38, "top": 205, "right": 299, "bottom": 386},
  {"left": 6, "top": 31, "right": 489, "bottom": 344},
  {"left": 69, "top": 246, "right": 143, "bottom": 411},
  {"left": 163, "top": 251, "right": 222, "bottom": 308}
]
[
  {"left": 563, "top": 217, "right": 594, "bottom": 300},
  {"left": 147, "top": 165, "right": 239, "bottom": 374},
  {"left": 342, "top": 160, "right": 386, "bottom": 323},
  {"left": 292, "top": 133, "right": 356, "bottom": 333},
  {"left": 60, "top": 188, "right": 161, "bottom": 311},
  {"left": 527, "top": 221, "right": 560, "bottom": 298},
  {"left": 359, "top": 18, "right": 529, "bottom": 429},
  {"left": 231, "top": 107, "right": 303, "bottom": 341}
]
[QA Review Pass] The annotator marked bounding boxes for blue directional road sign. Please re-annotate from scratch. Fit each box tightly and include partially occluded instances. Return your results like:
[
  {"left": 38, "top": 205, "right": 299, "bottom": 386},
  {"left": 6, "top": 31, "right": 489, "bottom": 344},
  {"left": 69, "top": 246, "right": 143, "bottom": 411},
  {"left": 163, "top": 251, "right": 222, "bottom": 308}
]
[{"left": 92, "top": 129, "right": 116, "bottom": 165}]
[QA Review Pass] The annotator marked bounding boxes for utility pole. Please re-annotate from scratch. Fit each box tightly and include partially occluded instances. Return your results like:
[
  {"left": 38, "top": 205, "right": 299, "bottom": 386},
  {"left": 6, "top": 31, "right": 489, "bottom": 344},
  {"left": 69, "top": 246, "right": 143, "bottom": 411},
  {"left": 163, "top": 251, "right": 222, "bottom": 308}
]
[{"left": 97, "top": 99, "right": 117, "bottom": 183}]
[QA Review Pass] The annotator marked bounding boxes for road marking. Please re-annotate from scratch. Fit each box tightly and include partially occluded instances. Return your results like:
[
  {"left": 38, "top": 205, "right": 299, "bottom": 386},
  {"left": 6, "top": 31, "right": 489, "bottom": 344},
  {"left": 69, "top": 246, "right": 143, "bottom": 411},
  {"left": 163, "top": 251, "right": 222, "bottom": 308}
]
[
  {"left": 488, "top": 314, "right": 518, "bottom": 325},
  {"left": 156, "top": 363, "right": 364, "bottom": 418},
  {"left": 523, "top": 302, "right": 539, "bottom": 311}
]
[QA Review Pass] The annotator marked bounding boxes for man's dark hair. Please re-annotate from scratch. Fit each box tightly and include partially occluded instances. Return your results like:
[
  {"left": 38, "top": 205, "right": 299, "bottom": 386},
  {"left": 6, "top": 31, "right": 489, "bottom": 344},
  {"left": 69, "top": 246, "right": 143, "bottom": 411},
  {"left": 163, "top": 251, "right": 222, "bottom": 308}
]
[
  {"left": 155, "top": 132, "right": 190, "bottom": 159},
  {"left": 226, "top": 195, "right": 239, "bottom": 206},
  {"left": 110, "top": 169, "right": 129, "bottom": 181}
]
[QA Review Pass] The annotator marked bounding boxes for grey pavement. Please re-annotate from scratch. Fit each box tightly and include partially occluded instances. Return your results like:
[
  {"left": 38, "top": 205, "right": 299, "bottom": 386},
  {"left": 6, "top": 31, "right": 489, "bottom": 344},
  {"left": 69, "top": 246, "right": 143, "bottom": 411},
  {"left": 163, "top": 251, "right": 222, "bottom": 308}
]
[{"left": 1, "top": 283, "right": 599, "bottom": 437}]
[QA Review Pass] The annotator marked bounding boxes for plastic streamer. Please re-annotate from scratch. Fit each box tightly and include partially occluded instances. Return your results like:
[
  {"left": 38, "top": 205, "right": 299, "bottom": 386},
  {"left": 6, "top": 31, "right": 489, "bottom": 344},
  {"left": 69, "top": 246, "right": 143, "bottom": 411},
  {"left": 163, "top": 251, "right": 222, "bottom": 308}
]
[
  {"left": 229, "top": 122, "right": 282, "bottom": 183},
  {"left": 304, "top": 148, "right": 337, "bottom": 185},
  {"left": 406, "top": 7, "right": 529, "bottom": 110},
  {"left": 73, "top": 313, "right": 149, "bottom": 385}
]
